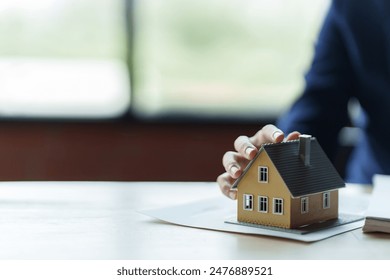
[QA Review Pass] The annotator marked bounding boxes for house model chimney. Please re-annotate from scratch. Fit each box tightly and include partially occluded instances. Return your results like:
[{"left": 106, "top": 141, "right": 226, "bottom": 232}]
[{"left": 299, "top": 134, "right": 312, "bottom": 166}]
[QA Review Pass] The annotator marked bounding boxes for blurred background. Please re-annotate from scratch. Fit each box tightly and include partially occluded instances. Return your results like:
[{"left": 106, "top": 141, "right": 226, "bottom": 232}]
[{"left": 0, "top": 0, "right": 332, "bottom": 181}]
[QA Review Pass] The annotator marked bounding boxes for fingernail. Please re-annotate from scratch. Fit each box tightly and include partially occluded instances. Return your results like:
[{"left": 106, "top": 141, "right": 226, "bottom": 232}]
[
  {"left": 229, "top": 191, "right": 237, "bottom": 200},
  {"left": 245, "top": 147, "right": 255, "bottom": 156},
  {"left": 272, "top": 130, "right": 283, "bottom": 141},
  {"left": 230, "top": 165, "right": 239, "bottom": 176}
]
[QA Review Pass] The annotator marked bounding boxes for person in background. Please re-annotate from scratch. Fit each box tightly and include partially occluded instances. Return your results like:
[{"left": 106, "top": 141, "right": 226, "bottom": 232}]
[{"left": 217, "top": 0, "right": 390, "bottom": 199}]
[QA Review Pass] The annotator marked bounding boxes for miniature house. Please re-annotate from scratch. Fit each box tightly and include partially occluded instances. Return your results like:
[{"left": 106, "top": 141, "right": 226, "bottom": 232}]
[{"left": 231, "top": 135, "right": 345, "bottom": 229}]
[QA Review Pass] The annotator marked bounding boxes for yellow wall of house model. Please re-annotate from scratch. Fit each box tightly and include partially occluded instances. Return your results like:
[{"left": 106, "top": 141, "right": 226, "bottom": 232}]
[{"left": 237, "top": 150, "right": 291, "bottom": 228}]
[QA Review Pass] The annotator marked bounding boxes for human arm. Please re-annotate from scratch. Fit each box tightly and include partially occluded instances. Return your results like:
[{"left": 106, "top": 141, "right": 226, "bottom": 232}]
[{"left": 277, "top": 0, "right": 356, "bottom": 160}]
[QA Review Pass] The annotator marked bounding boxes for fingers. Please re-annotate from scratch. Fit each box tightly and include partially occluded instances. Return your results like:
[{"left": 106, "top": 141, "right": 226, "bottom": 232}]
[
  {"left": 234, "top": 136, "right": 258, "bottom": 160},
  {"left": 233, "top": 124, "right": 286, "bottom": 161},
  {"left": 217, "top": 124, "right": 302, "bottom": 201},
  {"left": 249, "top": 124, "right": 285, "bottom": 147},
  {"left": 222, "top": 151, "right": 249, "bottom": 179},
  {"left": 223, "top": 125, "right": 290, "bottom": 180},
  {"left": 217, "top": 172, "right": 237, "bottom": 200},
  {"left": 286, "top": 131, "right": 301, "bottom": 141}
]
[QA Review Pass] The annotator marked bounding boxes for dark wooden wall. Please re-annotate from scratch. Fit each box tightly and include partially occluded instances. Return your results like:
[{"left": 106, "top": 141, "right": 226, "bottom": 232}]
[{"left": 0, "top": 121, "right": 264, "bottom": 181}]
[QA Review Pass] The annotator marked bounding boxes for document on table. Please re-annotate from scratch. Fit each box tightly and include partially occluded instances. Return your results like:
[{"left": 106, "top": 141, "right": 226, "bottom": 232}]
[
  {"left": 140, "top": 186, "right": 368, "bottom": 242},
  {"left": 363, "top": 174, "right": 390, "bottom": 233}
]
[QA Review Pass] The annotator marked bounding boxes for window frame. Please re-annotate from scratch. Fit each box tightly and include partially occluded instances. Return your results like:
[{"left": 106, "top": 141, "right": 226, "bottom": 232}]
[
  {"left": 258, "top": 166, "right": 269, "bottom": 183},
  {"left": 323, "top": 191, "right": 330, "bottom": 209},
  {"left": 258, "top": 195, "right": 268, "bottom": 213},
  {"left": 273, "top": 198, "right": 283, "bottom": 215},
  {"left": 243, "top": 194, "right": 253, "bottom": 211},
  {"left": 301, "top": 197, "right": 309, "bottom": 214}
]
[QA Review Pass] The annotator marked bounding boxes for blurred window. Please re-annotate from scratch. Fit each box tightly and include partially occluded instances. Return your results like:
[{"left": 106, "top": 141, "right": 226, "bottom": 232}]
[
  {"left": 0, "top": 0, "right": 330, "bottom": 121},
  {"left": 132, "top": 0, "right": 330, "bottom": 119},
  {"left": 0, "top": 0, "right": 130, "bottom": 119}
]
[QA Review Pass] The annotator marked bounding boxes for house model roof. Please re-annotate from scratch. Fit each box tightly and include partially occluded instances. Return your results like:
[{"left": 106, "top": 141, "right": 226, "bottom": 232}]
[{"left": 232, "top": 136, "right": 345, "bottom": 197}]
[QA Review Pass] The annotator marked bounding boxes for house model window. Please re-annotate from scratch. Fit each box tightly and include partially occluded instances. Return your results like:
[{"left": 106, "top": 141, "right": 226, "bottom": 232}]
[
  {"left": 273, "top": 198, "right": 283, "bottom": 215},
  {"left": 258, "top": 166, "right": 268, "bottom": 183},
  {"left": 258, "top": 196, "right": 268, "bottom": 213},
  {"left": 243, "top": 194, "right": 253, "bottom": 210},
  {"left": 323, "top": 192, "right": 330, "bottom": 209},
  {"left": 301, "top": 197, "right": 309, "bottom": 214}
]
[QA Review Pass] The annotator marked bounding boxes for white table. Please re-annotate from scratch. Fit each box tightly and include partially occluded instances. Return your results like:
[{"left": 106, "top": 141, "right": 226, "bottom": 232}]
[{"left": 0, "top": 181, "right": 387, "bottom": 259}]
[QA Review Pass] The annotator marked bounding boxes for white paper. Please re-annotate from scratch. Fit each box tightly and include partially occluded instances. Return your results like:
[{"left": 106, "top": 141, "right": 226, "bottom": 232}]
[{"left": 139, "top": 186, "right": 368, "bottom": 242}]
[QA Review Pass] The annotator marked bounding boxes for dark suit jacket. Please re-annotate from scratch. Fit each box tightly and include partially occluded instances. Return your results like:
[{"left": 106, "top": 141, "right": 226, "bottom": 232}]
[{"left": 277, "top": 0, "right": 390, "bottom": 183}]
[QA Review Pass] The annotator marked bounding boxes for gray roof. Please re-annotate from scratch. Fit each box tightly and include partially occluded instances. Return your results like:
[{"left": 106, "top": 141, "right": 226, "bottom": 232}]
[{"left": 232, "top": 138, "right": 345, "bottom": 197}]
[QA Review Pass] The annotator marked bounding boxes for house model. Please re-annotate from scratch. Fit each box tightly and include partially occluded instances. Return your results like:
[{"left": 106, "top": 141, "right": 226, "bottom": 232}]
[{"left": 231, "top": 135, "right": 345, "bottom": 229}]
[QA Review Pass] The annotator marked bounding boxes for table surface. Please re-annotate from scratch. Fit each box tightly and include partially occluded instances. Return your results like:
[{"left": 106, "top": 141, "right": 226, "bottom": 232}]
[{"left": 0, "top": 181, "right": 388, "bottom": 260}]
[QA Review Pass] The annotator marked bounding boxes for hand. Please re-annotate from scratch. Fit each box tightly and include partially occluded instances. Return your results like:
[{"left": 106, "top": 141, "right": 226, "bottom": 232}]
[{"left": 216, "top": 124, "right": 300, "bottom": 200}]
